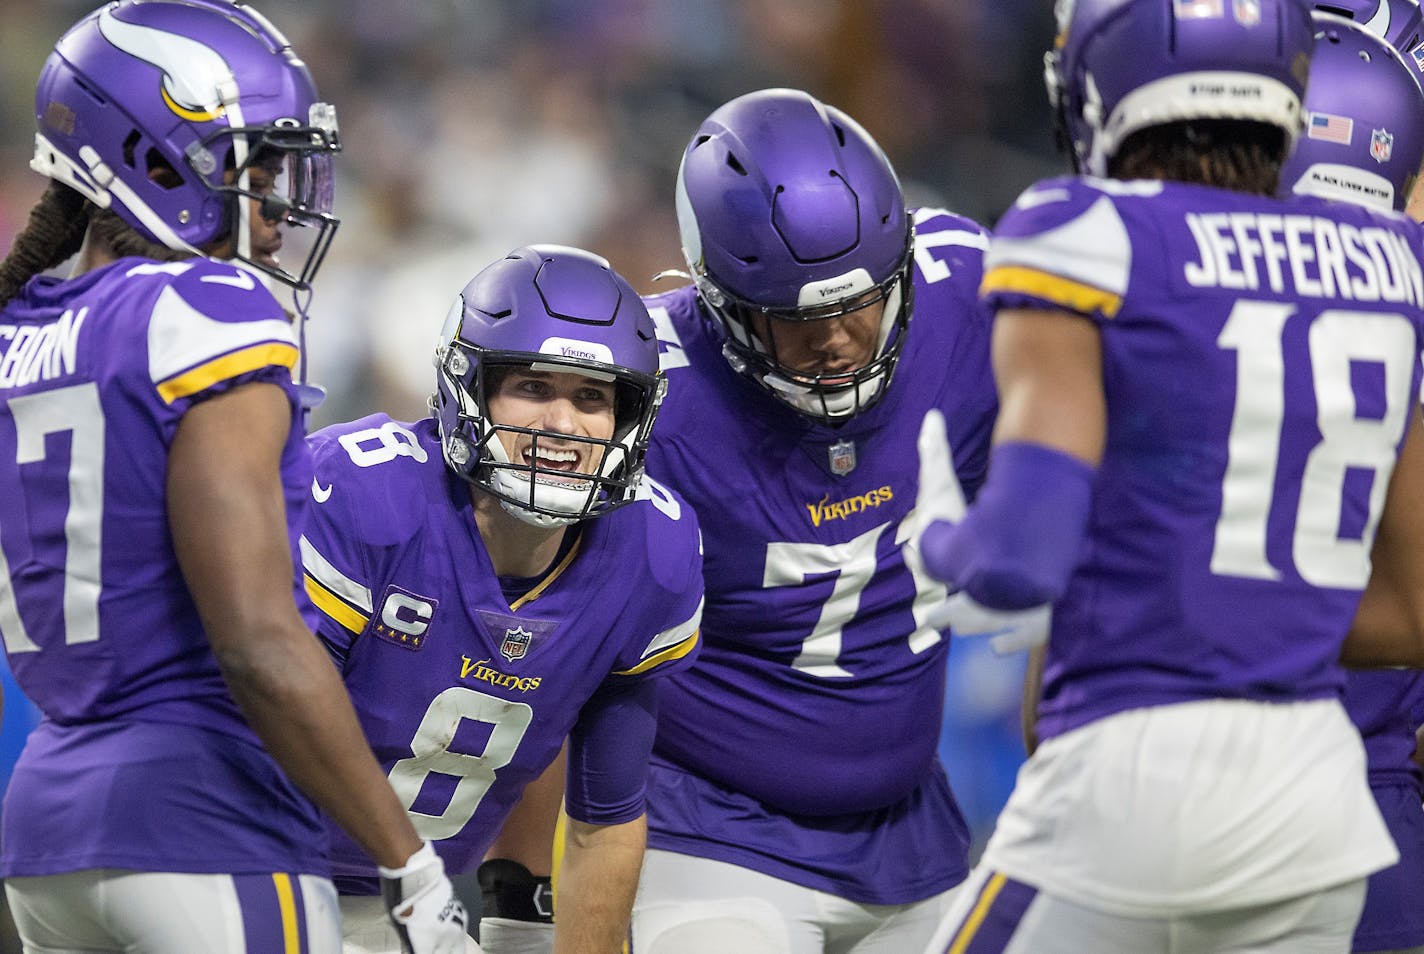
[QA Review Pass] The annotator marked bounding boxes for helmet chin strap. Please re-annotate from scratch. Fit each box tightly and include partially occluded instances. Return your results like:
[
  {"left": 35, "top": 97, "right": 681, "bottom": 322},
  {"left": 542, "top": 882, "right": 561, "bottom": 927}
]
[
  {"left": 764, "top": 371, "right": 887, "bottom": 419},
  {"left": 483, "top": 435, "right": 591, "bottom": 528}
]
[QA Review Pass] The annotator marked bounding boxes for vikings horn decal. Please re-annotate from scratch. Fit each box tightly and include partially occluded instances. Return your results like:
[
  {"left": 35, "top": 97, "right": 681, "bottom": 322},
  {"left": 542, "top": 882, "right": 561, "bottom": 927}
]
[{"left": 97, "top": 8, "right": 236, "bottom": 123}]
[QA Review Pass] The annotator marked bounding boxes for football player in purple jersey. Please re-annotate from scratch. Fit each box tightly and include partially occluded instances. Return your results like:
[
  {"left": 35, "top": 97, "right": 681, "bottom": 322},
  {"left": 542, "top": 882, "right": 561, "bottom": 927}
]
[
  {"left": 917, "top": 0, "right": 1424, "bottom": 951},
  {"left": 296, "top": 245, "right": 704, "bottom": 954},
  {"left": 1281, "top": 11, "right": 1424, "bottom": 953},
  {"left": 602, "top": 87, "right": 1005, "bottom": 954},
  {"left": 0, "top": 3, "right": 465, "bottom": 952}
]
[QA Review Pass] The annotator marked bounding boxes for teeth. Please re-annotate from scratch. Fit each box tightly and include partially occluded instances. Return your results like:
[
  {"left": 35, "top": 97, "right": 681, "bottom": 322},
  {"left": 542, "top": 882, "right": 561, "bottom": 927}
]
[{"left": 530, "top": 447, "right": 578, "bottom": 463}]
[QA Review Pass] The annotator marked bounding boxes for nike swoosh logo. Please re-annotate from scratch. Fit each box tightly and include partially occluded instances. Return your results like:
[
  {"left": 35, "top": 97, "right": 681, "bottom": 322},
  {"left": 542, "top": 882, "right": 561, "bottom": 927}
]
[
  {"left": 312, "top": 478, "right": 333, "bottom": 503},
  {"left": 201, "top": 268, "right": 256, "bottom": 290},
  {"left": 1013, "top": 187, "right": 1070, "bottom": 211}
]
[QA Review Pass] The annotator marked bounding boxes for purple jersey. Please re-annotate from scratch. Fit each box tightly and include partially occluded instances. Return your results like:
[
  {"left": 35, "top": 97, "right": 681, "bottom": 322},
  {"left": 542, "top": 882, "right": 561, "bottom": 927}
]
[
  {"left": 984, "top": 176, "right": 1424, "bottom": 741},
  {"left": 643, "top": 209, "right": 998, "bottom": 904},
  {"left": 0, "top": 257, "right": 324, "bottom": 877},
  {"left": 299, "top": 414, "right": 703, "bottom": 894},
  {"left": 1344, "top": 669, "right": 1424, "bottom": 951}
]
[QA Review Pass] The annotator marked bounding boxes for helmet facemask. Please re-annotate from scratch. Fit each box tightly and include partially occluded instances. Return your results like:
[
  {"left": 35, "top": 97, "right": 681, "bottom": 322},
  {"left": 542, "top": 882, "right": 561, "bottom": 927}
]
[
  {"left": 192, "top": 104, "right": 341, "bottom": 291},
  {"left": 435, "top": 344, "right": 664, "bottom": 528},
  {"left": 697, "top": 236, "right": 914, "bottom": 424}
]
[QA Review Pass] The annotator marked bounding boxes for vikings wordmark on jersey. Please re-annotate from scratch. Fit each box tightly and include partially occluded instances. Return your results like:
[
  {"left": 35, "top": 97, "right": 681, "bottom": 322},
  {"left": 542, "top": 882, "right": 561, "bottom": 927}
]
[
  {"left": 299, "top": 414, "right": 703, "bottom": 892},
  {"left": 639, "top": 210, "right": 997, "bottom": 905}
]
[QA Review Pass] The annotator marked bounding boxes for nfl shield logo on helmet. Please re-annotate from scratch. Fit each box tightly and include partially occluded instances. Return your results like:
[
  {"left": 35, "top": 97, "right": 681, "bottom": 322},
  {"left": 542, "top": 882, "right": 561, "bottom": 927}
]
[
  {"left": 1372, "top": 128, "right": 1394, "bottom": 163},
  {"left": 1232, "top": 0, "right": 1260, "bottom": 27},
  {"left": 501, "top": 626, "right": 532, "bottom": 662},
  {"left": 828, "top": 439, "right": 857, "bottom": 476}
]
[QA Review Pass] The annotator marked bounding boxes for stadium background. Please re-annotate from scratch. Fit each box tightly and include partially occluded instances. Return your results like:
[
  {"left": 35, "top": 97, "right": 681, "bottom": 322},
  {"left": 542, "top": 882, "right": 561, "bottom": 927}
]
[{"left": 0, "top": 1, "right": 1059, "bottom": 946}]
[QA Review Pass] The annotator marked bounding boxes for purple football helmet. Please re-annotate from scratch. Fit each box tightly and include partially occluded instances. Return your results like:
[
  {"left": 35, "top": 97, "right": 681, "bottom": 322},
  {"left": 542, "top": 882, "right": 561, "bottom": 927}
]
[
  {"left": 31, "top": 0, "right": 340, "bottom": 289},
  {"left": 433, "top": 245, "right": 665, "bottom": 528},
  {"left": 675, "top": 88, "right": 913, "bottom": 423},
  {"left": 1282, "top": 12, "right": 1424, "bottom": 210},
  {"left": 1314, "top": 0, "right": 1424, "bottom": 66},
  {"left": 1046, "top": 0, "right": 1315, "bottom": 176}
]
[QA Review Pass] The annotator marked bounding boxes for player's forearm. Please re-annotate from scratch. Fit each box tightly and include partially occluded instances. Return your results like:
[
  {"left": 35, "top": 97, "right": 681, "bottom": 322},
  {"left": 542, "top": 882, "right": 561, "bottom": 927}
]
[
  {"left": 553, "top": 815, "right": 645, "bottom": 954},
  {"left": 216, "top": 625, "right": 423, "bottom": 869}
]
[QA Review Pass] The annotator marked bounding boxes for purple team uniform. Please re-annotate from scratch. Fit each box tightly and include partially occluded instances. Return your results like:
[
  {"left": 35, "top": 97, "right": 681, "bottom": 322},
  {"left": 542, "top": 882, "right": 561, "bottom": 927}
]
[
  {"left": 641, "top": 209, "right": 997, "bottom": 904},
  {"left": 930, "top": 175, "right": 1424, "bottom": 948},
  {"left": 982, "top": 177, "right": 1424, "bottom": 740},
  {"left": 299, "top": 414, "right": 704, "bottom": 894},
  {"left": 1345, "top": 670, "right": 1424, "bottom": 952},
  {"left": 0, "top": 257, "right": 323, "bottom": 878}
]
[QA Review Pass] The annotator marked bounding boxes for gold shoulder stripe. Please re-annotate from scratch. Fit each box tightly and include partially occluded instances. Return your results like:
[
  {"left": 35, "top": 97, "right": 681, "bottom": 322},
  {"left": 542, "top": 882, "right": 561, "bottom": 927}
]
[
  {"left": 614, "top": 630, "right": 699, "bottom": 677},
  {"left": 981, "top": 265, "right": 1123, "bottom": 319},
  {"left": 305, "top": 574, "right": 369, "bottom": 634},
  {"left": 157, "top": 342, "right": 299, "bottom": 404}
]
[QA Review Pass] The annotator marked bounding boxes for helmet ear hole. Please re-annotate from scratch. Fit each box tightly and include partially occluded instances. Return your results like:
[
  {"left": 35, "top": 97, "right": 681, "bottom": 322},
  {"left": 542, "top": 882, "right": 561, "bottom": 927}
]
[{"left": 144, "top": 149, "right": 182, "bottom": 189}]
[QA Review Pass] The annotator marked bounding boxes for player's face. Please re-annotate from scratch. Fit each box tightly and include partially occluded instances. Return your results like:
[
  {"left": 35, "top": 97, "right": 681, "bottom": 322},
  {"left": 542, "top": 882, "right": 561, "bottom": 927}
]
[
  {"left": 200, "top": 158, "right": 285, "bottom": 271},
  {"left": 487, "top": 367, "right": 617, "bottom": 481},
  {"left": 1407, "top": 173, "right": 1424, "bottom": 224},
  {"left": 749, "top": 295, "right": 884, "bottom": 383}
]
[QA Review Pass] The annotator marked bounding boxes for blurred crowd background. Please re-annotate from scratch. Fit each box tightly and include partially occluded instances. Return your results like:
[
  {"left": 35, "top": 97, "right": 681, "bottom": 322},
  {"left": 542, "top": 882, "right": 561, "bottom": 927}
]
[{"left": 0, "top": 1, "right": 1060, "bottom": 946}]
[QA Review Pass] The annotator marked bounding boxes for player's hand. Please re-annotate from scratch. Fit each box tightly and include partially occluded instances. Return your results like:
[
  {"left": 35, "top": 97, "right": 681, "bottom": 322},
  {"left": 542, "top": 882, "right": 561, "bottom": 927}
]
[
  {"left": 928, "top": 590, "right": 1050, "bottom": 654},
  {"left": 913, "top": 409, "right": 1050, "bottom": 654},
  {"left": 379, "top": 841, "right": 470, "bottom": 954}
]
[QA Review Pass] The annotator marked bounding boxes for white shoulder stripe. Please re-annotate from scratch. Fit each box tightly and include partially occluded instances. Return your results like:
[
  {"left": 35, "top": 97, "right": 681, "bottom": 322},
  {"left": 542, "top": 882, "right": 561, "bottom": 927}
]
[
  {"left": 986, "top": 196, "right": 1131, "bottom": 296},
  {"left": 299, "top": 535, "right": 373, "bottom": 613},
  {"left": 147, "top": 284, "right": 296, "bottom": 385},
  {"left": 641, "top": 597, "right": 704, "bottom": 659}
]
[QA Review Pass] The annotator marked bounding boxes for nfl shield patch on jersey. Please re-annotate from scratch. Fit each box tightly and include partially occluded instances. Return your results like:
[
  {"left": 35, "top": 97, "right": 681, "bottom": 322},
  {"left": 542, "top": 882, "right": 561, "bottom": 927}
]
[
  {"left": 828, "top": 439, "right": 857, "bottom": 476},
  {"left": 500, "top": 626, "right": 533, "bottom": 662}
]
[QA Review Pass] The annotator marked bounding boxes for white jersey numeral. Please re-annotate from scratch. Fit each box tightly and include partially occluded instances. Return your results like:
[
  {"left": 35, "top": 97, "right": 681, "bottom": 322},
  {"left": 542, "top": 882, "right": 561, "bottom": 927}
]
[
  {"left": 765, "top": 420, "right": 961, "bottom": 677},
  {"left": 1, "top": 383, "right": 105, "bottom": 653},
  {"left": 1211, "top": 302, "right": 1413, "bottom": 586},
  {"left": 338, "top": 420, "right": 428, "bottom": 467},
  {"left": 648, "top": 305, "right": 689, "bottom": 372},
  {"left": 388, "top": 686, "right": 533, "bottom": 841}
]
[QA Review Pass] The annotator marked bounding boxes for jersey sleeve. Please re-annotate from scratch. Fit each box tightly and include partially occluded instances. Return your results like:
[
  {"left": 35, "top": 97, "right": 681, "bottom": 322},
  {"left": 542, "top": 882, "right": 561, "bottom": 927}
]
[
  {"left": 563, "top": 678, "right": 659, "bottom": 826},
  {"left": 298, "top": 424, "right": 381, "bottom": 667},
  {"left": 981, "top": 177, "right": 1137, "bottom": 324},
  {"left": 608, "top": 477, "right": 705, "bottom": 682},
  {"left": 142, "top": 260, "right": 300, "bottom": 410}
]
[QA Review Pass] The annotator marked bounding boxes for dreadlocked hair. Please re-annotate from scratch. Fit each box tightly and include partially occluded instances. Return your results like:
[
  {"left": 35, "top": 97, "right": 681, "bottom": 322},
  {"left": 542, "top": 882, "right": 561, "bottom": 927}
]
[
  {"left": 1109, "top": 119, "right": 1288, "bottom": 196},
  {"left": 0, "top": 181, "right": 88, "bottom": 308},
  {"left": 0, "top": 182, "right": 195, "bottom": 309},
  {"left": 87, "top": 207, "right": 193, "bottom": 265}
]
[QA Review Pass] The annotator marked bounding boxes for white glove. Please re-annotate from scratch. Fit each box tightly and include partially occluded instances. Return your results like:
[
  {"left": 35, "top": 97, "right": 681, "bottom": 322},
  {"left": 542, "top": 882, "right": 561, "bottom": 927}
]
[
  {"left": 927, "top": 590, "right": 1051, "bottom": 654},
  {"left": 379, "top": 841, "right": 471, "bottom": 954},
  {"left": 913, "top": 409, "right": 1051, "bottom": 654}
]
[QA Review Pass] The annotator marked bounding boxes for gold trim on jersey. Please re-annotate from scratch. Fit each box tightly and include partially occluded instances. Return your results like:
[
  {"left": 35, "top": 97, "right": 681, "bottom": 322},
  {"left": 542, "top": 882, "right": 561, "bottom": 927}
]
[
  {"left": 508, "top": 533, "right": 583, "bottom": 611},
  {"left": 614, "top": 630, "right": 700, "bottom": 677},
  {"left": 305, "top": 575, "right": 370, "bottom": 634},
  {"left": 156, "top": 341, "right": 299, "bottom": 403},
  {"left": 614, "top": 596, "right": 704, "bottom": 676},
  {"left": 981, "top": 265, "right": 1123, "bottom": 319},
  {"left": 299, "top": 535, "right": 374, "bottom": 635}
]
